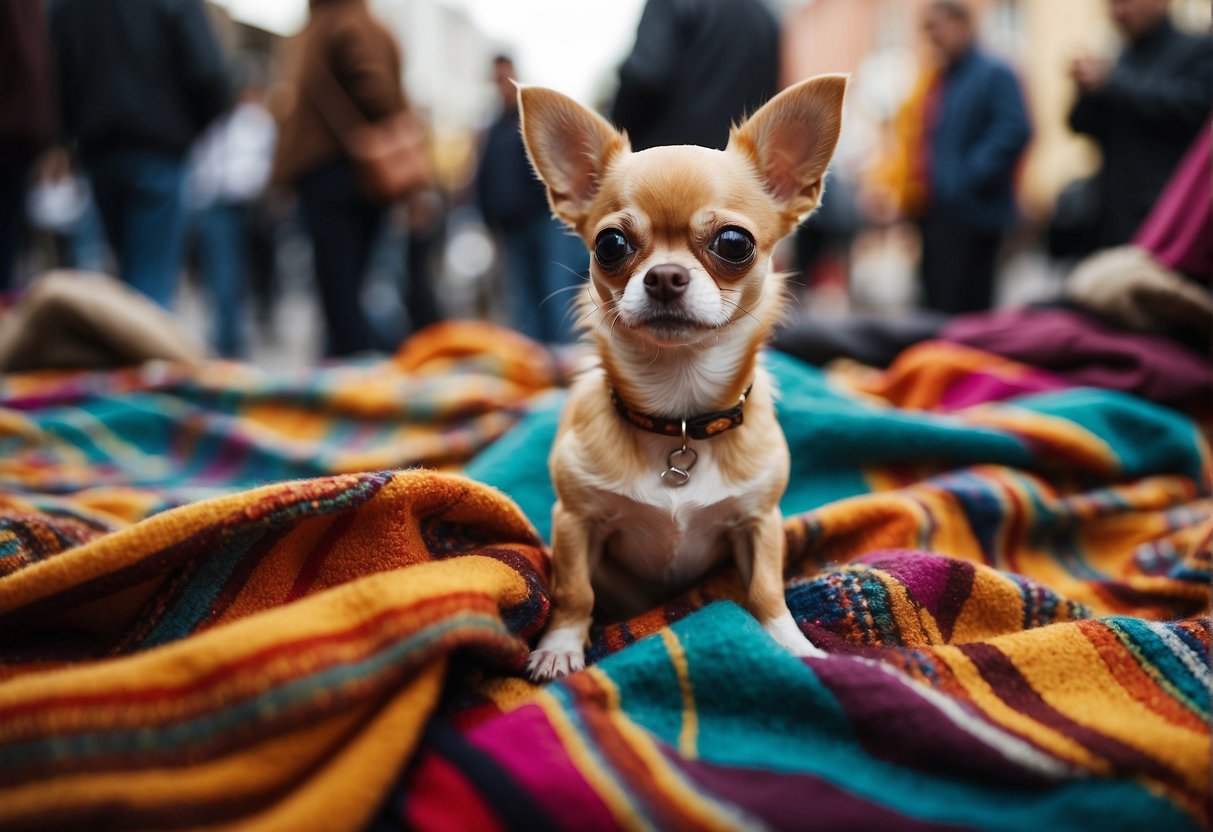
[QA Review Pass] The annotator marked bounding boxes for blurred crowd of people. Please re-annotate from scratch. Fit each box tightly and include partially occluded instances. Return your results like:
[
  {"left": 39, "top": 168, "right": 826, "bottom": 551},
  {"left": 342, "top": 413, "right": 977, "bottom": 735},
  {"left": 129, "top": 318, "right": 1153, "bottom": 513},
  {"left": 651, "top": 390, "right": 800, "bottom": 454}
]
[{"left": 0, "top": 0, "right": 1208, "bottom": 366}]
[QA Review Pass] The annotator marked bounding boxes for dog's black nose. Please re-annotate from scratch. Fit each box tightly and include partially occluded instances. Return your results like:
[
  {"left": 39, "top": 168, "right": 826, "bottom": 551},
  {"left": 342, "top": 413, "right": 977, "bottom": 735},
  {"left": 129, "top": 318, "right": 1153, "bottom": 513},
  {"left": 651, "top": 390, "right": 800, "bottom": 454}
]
[{"left": 643, "top": 264, "right": 690, "bottom": 303}]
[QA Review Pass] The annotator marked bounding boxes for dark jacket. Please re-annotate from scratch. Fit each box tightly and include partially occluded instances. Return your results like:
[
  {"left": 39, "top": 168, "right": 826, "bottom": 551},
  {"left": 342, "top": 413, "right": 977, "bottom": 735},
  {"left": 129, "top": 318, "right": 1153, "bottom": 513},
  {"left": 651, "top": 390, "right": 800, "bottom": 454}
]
[
  {"left": 0, "top": 0, "right": 56, "bottom": 164},
  {"left": 48, "top": 0, "right": 229, "bottom": 161},
  {"left": 927, "top": 48, "right": 1031, "bottom": 233},
  {"left": 609, "top": 0, "right": 779, "bottom": 151},
  {"left": 1069, "top": 18, "right": 1213, "bottom": 248},
  {"left": 272, "top": 0, "right": 406, "bottom": 186},
  {"left": 475, "top": 106, "right": 550, "bottom": 231}
]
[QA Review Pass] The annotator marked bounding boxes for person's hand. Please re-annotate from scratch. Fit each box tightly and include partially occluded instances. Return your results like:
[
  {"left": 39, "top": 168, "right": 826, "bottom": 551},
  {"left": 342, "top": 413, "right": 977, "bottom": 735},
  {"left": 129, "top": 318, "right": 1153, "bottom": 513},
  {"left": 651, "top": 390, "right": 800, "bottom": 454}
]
[
  {"left": 33, "top": 148, "right": 72, "bottom": 183},
  {"left": 1069, "top": 55, "right": 1110, "bottom": 93},
  {"left": 858, "top": 182, "right": 899, "bottom": 225}
]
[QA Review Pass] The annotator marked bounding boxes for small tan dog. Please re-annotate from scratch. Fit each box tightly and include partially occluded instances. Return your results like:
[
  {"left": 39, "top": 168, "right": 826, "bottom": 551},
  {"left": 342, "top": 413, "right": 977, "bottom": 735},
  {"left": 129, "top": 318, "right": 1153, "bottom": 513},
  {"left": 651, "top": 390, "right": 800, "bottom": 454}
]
[{"left": 520, "top": 75, "right": 847, "bottom": 681}]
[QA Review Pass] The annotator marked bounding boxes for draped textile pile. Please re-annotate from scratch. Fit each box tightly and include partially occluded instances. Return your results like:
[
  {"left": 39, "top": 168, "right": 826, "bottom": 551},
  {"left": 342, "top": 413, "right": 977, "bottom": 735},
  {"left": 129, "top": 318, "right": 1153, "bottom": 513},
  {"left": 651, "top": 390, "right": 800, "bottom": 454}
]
[{"left": 0, "top": 325, "right": 1207, "bottom": 830}]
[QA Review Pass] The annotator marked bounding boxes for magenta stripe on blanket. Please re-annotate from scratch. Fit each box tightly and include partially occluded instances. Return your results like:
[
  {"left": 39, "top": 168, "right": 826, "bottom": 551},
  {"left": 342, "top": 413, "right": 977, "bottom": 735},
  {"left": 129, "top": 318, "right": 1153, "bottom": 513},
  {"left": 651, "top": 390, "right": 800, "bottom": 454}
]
[
  {"left": 859, "top": 551, "right": 976, "bottom": 641},
  {"left": 808, "top": 652, "right": 1061, "bottom": 786},
  {"left": 469, "top": 702, "right": 620, "bottom": 831},
  {"left": 938, "top": 368, "right": 1068, "bottom": 410},
  {"left": 941, "top": 308, "right": 1212, "bottom": 406},
  {"left": 667, "top": 752, "right": 974, "bottom": 831}
]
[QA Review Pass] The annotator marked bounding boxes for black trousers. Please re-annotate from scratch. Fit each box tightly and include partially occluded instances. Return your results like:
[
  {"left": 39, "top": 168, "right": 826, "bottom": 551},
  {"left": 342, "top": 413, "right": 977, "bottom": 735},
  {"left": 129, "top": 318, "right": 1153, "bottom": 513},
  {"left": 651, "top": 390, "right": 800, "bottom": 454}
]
[
  {"left": 297, "top": 159, "right": 384, "bottom": 357},
  {"left": 0, "top": 161, "right": 29, "bottom": 292},
  {"left": 919, "top": 211, "right": 1002, "bottom": 315}
]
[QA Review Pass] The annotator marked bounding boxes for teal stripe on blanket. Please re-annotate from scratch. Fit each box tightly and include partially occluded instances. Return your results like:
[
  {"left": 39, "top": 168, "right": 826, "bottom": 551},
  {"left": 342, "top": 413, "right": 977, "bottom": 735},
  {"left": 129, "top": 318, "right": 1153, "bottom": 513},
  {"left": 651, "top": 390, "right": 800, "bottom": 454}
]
[
  {"left": 1015, "top": 389, "right": 1207, "bottom": 482},
  {"left": 466, "top": 351, "right": 1204, "bottom": 540},
  {"left": 590, "top": 602, "right": 1199, "bottom": 832},
  {"left": 1107, "top": 618, "right": 1209, "bottom": 716}
]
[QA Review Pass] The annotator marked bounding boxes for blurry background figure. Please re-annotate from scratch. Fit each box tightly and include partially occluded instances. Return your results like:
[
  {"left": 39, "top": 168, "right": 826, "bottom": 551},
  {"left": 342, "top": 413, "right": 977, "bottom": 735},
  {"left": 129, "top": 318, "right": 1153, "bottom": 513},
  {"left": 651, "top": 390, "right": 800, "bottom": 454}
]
[
  {"left": 25, "top": 150, "right": 110, "bottom": 275},
  {"left": 401, "top": 187, "right": 445, "bottom": 336},
  {"left": 1067, "top": 0, "right": 1212, "bottom": 253},
  {"left": 791, "top": 168, "right": 861, "bottom": 313},
  {"left": 48, "top": 0, "right": 229, "bottom": 308},
  {"left": 0, "top": 0, "right": 55, "bottom": 292},
  {"left": 609, "top": 0, "right": 779, "bottom": 151},
  {"left": 272, "top": 0, "right": 409, "bottom": 357},
  {"left": 475, "top": 55, "right": 584, "bottom": 344},
  {"left": 189, "top": 57, "right": 277, "bottom": 358},
  {"left": 874, "top": 0, "right": 1029, "bottom": 314}
]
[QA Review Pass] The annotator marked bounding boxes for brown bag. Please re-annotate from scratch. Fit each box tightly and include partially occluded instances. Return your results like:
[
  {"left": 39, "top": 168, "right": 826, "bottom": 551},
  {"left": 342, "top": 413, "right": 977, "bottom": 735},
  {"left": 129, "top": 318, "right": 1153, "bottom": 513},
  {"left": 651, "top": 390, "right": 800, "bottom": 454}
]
[
  {"left": 343, "top": 109, "right": 434, "bottom": 201},
  {"left": 309, "top": 64, "right": 434, "bottom": 202}
]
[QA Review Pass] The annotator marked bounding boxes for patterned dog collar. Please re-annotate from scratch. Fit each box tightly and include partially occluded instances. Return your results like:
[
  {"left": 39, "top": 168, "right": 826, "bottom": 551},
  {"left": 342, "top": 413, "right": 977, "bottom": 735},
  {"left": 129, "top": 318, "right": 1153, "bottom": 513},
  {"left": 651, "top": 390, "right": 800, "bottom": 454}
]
[{"left": 609, "top": 384, "right": 752, "bottom": 440}]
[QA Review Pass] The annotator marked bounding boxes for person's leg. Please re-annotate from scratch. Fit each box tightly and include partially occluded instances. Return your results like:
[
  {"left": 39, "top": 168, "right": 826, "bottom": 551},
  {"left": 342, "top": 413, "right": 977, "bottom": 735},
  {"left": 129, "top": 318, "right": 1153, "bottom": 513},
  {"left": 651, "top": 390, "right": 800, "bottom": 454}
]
[
  {"left": 102, "top": 151, "right": 188, "bottom": 307},
  {"left": 918, "top": 211, "right": 948, "bottom": 313},
  {"left": 540, "top": 217, "right": 588, "bottom": 343},
  {"left": 87, "top": 158, "right": 127, "bottom": 272},
  {"left": 921, "top": 206, "right": 1002, "bottom": 315},
  {"left": 0, "top": 162, "right": 30, "bottom": 292},
  {"left": 246, "top": 201, "right": 278, "bottom": 327},
  {"left": 402, "top": 228, "right": 444, "bottom": 333},
  {"left": 68, "top": 186, "right": 111, "bottom": 273},
  {"left": 500, "top": 219, "right": 545, "bottom": 341},
  {"left": 960, "top": 229, "right": 1001, "bottom": 313},
  {"left": 298, "top": 161, "right": 379, "bottom": 357},
  {"left": 196, "top": 201, "right": 246, "bottom": 357}
]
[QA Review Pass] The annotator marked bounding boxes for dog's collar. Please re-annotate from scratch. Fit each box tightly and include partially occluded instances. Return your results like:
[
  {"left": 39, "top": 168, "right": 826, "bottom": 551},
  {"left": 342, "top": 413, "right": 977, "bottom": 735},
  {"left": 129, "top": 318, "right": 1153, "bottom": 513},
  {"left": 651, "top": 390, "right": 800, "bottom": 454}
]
[{"left": 609, "top": 384, "right": 752, "bottom": 440}]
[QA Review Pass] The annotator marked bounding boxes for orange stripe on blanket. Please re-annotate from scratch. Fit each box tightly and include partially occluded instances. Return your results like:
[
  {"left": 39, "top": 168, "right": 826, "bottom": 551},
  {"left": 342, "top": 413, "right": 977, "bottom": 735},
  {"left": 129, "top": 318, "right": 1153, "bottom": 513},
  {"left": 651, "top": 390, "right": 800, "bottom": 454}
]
[
  {"left": 933, "top": 646, "right": 1109, "bottom": 771},
  {"left": 995, "top": 624, "right": 1209, "bottom": 791},
  {"left": 837, "top": 341, "right": 1045, "bottom": 411},
  {"left": 961, "top": 405, "right": 1119, "bottom": 478},
  {"left": 1078, "top": 620, "right": 1207, "bottom": 733},
  {"left": 0, "top": 661, "right": 448, "bottom": 832},
  {"left": 991, "top": 624, "right": 1209, "bottom": 822},
  {"left": 0, "top": 557, "right": 529, "bottom": 738},
  {"left": 0, "top": 473, "right": 385, "bottom": 616}
]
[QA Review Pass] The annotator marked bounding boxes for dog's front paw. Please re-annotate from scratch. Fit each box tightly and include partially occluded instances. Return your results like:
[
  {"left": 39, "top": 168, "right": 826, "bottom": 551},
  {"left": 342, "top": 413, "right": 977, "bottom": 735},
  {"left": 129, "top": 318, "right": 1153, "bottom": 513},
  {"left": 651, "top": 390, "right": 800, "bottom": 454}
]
[
  {"left": 764, "top": 611, "right": 826, "bottom": 658},
  {"left": 527, "top": 626, "right": 586, "bottom": 682}
]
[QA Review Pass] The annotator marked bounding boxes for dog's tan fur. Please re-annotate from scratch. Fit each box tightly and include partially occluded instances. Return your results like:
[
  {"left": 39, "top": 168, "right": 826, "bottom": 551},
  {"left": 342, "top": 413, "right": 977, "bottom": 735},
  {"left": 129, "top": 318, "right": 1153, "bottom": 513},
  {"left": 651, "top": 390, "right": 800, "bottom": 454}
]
[{"left": 520, "top": 75, "right": 847, "bottom": 680}]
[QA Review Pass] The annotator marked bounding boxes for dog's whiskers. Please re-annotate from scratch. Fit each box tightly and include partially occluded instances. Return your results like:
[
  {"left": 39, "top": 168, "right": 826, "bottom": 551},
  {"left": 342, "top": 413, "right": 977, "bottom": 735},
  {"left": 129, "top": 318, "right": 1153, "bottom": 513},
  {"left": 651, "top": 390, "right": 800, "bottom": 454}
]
[{"left": 718, "top": 295, "right": 763, "bottom": 326}]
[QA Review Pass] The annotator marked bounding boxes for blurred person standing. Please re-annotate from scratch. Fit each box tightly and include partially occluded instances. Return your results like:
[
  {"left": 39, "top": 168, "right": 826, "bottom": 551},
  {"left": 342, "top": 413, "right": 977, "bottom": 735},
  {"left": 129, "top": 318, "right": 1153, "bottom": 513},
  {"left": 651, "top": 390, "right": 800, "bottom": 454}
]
[
  {"left": 1068, "top": 0, "right": 1212, "bottom": 251},
  {"left": 272, "top": 0, "right": 410, "bottom": 358},
  {"left": 0, "top": 0, "right": 56, "bottom": 291},
  {"left": 189, "top": 60, "right": 277, "bottom": 358},
  {"left": 877, "top": 1, "right": 1030, "bottom": 314},
  {"left": 475, "top": 55, "right": 584, "bottom": 344},
  {"left": 401, "top": 189, "right": 445, "bottom": 336},
  {"left": 610, "top": 0, "right": 779, "bottom": 151},
  {"left": 48, "top": 0, "right": 229, "bottom": 308}
]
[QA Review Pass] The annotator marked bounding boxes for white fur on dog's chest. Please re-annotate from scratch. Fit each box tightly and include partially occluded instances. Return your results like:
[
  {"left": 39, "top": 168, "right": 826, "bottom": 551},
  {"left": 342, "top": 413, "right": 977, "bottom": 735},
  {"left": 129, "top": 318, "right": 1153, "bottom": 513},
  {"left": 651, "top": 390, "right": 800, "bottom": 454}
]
[{"left": 577, "top": 434, "right": 768, "bottom": 587}]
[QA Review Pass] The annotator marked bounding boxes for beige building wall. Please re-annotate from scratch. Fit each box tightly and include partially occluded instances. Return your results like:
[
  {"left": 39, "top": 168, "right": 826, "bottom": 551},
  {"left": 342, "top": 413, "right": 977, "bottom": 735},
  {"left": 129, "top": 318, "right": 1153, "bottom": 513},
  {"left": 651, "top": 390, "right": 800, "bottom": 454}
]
[{"left": 1018, "top": 0, "right": 1113, "bottom": 217}]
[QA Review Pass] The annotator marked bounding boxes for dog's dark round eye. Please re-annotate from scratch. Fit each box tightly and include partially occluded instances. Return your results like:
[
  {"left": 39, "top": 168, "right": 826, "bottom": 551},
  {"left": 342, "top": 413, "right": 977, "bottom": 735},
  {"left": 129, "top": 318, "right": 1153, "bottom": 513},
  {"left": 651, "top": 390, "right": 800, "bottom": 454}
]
[
  {"left": 594, "top": 228, "right": 632, "bottom": 267},
  {"left": 710, "top": 227, "right": 756, "bottom": 264}
]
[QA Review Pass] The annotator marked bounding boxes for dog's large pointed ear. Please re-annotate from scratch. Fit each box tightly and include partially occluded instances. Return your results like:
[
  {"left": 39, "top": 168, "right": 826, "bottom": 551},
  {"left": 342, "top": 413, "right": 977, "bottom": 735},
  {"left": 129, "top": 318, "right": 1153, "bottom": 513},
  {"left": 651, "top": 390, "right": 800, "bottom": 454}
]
[
  {"left": 518, "top": 85, "right": 629, "bottom": 229},
  {"left": 729, "top": 74, "right": 847, "bottom": 222}
]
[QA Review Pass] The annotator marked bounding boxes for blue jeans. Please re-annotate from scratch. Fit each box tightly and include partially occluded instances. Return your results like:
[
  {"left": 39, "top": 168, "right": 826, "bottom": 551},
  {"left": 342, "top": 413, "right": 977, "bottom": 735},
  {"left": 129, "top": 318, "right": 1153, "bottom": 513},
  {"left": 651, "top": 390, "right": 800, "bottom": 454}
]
[
  {"left": 88, "top": 150, "right": 188, "bottom": 308},
  {"left": 195, "top": 201, "right": 248, "bottom": 358},
  {"left": 501, "top": 215, "right": 587, "bottom": 343}
]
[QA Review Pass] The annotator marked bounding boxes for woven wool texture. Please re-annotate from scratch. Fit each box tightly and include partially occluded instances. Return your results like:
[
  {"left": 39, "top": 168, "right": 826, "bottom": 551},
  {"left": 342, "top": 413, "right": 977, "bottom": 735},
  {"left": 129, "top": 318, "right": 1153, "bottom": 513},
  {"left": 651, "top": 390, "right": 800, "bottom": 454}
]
[{"left": 0, "top": 324, "right": 1208, "bottom": 830}]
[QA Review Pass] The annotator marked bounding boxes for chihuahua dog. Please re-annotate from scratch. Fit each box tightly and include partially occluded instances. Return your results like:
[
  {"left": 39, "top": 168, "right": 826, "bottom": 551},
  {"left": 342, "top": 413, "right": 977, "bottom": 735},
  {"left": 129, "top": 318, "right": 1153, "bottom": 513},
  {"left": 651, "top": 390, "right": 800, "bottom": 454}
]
[{"left": 520, "top": 75, "right": 847, "bottom": 681}]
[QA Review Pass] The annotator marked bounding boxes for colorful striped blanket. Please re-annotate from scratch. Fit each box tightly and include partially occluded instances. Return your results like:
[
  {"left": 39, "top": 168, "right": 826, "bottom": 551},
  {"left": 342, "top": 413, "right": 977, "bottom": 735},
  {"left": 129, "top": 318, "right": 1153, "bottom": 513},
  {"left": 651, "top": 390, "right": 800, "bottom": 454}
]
[{"left": 0, "top": 328, "right": 1208, "bottom": 830}]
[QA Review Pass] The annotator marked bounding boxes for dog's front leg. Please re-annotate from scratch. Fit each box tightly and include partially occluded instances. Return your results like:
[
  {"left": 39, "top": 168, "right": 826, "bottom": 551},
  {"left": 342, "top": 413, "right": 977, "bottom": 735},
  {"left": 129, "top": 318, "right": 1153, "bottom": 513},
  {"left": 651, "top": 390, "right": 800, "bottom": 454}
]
[
  {"left": 732, "top": 509, "right": 825, "bottom": 658},
  {"left": 528, "top": 501, "right": 599, "bottom": 681}
]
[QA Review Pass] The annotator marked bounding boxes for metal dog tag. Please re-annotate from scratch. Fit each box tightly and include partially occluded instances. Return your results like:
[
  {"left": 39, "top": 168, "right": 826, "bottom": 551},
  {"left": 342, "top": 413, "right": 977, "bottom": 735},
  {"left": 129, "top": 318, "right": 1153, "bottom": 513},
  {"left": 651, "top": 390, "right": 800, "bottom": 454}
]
[{"left": 661, "top": 447, "right": 697, "bottom": 487}]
